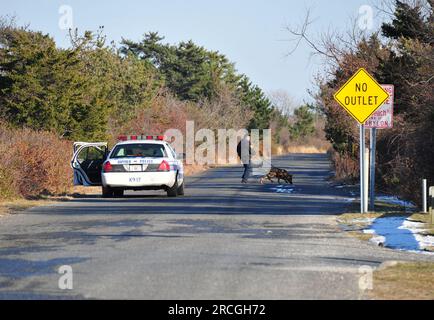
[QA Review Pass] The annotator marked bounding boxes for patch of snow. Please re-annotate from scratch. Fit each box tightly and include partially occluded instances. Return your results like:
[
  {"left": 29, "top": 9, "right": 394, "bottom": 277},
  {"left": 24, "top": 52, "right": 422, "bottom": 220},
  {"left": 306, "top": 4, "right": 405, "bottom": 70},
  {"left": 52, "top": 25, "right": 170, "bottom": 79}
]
[
  {"left": 415, "top": 234, "right": 434, "bottom": 250},
  {"left": 270, "top": 186, "right": 295, "bottom": 194},
  {"left": 376, "top": 196, "right": 416, "bottom": 208},
  {"left": 401, "top": 220, "right": 434, "bottom": 251},
  {"left": 401, "top": 220, "right": 424, "bottom": 230},
  {"left": 364, "top": 216, "right": 434, "bottom": 254},
  {"left": 363, "top": 229, "right": 376, "bottom": 234},
  {"left": 335, "top": 184, "right": 358, "bottom": 189}
]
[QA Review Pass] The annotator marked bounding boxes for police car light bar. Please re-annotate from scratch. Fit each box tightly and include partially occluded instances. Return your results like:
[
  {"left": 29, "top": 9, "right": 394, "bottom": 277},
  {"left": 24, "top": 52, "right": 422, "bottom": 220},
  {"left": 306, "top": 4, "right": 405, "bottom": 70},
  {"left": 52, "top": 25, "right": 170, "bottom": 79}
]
[{"left": 117, "top": 135, "right": 166, "bottom": 141}]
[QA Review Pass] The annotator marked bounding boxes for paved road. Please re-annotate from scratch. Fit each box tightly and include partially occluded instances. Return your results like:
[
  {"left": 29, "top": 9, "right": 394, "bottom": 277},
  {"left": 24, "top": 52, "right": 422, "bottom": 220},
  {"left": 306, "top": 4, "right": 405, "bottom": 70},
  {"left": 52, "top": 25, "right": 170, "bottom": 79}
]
[{"left": 0, "top": 154, "right": 432, "bottom": 299}]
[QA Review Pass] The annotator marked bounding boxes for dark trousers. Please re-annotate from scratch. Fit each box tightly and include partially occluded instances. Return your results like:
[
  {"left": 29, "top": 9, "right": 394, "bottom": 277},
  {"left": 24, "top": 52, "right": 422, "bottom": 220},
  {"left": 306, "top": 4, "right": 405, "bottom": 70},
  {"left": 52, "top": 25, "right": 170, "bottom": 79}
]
[{"left": 242, "top": 163, "right": 252, "bottom": 181}]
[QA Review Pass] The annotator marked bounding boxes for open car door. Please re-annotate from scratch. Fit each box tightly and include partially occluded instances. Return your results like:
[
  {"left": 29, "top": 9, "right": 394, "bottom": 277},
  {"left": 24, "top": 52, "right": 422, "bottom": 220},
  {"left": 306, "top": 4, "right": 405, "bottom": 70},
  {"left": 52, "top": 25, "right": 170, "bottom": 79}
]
[{"left": 71, "top": 142, "right": 108, "bottom": 186}]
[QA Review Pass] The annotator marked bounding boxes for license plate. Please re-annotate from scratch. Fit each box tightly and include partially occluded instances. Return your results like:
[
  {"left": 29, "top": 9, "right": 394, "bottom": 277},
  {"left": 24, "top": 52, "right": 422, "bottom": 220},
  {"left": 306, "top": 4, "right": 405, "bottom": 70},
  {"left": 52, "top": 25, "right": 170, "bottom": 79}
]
[{"left": 129, "top": 165, "right": 142, "bottom": 172}]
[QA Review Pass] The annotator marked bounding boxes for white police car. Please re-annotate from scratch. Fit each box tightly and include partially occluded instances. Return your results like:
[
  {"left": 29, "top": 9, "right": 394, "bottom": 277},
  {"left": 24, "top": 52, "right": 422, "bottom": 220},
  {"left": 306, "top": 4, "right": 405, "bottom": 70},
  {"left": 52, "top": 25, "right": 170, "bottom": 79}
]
[{"left": 71, "top": 135, "right": 184, "bottom": 197}]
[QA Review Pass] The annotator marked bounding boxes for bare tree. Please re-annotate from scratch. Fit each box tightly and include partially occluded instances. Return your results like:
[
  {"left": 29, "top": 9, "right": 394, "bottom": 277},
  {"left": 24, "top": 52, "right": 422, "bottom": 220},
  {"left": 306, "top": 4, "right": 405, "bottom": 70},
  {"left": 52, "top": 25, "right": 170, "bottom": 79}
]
[
  {"left": 284, "top": 7, "right": 376, "bottom": 74},
  {"left": 268, "top": 90, "right": 297, "bottom": 117}
]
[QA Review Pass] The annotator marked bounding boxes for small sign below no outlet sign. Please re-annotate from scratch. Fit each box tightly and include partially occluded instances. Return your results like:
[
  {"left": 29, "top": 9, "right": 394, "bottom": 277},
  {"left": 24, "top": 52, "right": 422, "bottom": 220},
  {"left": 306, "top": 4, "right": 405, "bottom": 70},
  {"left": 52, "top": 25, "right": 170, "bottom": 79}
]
[{"left": 364, "top": 85, "right": 394, "bottom": 129}]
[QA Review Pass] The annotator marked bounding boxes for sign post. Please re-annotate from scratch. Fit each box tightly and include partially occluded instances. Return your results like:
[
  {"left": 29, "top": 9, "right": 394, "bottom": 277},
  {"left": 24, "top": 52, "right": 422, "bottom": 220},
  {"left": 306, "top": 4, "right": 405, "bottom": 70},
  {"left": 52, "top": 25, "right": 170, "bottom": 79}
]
[
  {"left": 334, "top": 68, "right": 389, "bottom": 213},
  {"left": 364, "top": 146, "right": 369, "bottom": 212},
  {"left": 369, "top": 128, "right": 377, "bottom": 211},
  {"left": 359, "top": 124, "right": 365, "bottom": 213}
]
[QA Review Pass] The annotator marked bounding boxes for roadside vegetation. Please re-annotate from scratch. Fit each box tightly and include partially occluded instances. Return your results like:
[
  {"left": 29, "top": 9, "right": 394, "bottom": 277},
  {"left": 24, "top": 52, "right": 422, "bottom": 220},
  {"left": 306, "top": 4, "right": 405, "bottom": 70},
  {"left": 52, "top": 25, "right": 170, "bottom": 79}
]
[
  {"left": 0, "top": 122, "right": 72, "bottom": 199},
  {"left": 366, "top": 261, "right": 434, "bottom": 300},
  {"left": 288, "top": 0, "right": 434, "bottom": 205},
  {"left": 0, "top": 16, "right": 325, "bottom": 202}
]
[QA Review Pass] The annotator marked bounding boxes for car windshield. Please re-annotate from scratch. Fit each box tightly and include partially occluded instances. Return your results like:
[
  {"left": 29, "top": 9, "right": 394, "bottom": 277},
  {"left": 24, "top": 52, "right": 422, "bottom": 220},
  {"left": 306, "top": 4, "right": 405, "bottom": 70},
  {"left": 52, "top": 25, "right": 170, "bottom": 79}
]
[{"left": 110, "top": 143, "right": 167, "bottom": 158}]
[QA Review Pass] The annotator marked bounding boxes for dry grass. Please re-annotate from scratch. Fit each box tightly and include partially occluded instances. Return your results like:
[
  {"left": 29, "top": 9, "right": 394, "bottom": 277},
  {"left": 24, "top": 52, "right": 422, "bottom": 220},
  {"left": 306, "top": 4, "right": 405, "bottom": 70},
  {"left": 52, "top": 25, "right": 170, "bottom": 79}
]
[
  {"left": 338, "top": 212, "right": 383, "bottom": 225},
  {"left": 285, "top": 145, "right": 329, "bottom": 154},
  {"left": 271, "top": 128, "right": 331, "bottom": 155},
  {"left": 367, "top": 262, "right": 434, "bottom": 300},
  {"left": 0, "top": 197, "right": 70, "bottom": 216},
  {"left": 183, "top": 164, "right": 208, "bottom": 176},
  {"left": 347, "top": 231, "right": 374, "bottom": 241},
  {"left": 409, "top": 212, "right": 431, "bottom": 223},
  {"left": 71, "top": 186, "right": 101, "bottom": 196},
  {"left": 272, "top": 144, "right": 329, "bottom": 155}
]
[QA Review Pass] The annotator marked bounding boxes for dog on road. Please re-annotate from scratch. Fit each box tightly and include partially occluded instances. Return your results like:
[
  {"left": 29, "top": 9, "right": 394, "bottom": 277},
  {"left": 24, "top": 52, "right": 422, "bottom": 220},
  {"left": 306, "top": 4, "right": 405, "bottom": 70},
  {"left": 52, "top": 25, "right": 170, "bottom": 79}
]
[{"left": 260, "top": 167, "right": 293, "bottom": 185}]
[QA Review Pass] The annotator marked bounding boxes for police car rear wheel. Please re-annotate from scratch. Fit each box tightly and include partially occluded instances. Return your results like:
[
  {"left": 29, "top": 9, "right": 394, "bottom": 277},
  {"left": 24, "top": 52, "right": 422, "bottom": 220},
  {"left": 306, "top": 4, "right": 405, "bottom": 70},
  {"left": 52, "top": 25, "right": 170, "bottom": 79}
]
[
  {"left": 102, "top": 186, "right": 114, "bottom": 198},
  {"left": 167, "top": 180, "right": 178, "bottom": 197},
  {"left": 113, "top": 189, "right": 124, "bottom": 197},
  {"left": 177, "top": 182, "right": 185, "bottom": 196}
]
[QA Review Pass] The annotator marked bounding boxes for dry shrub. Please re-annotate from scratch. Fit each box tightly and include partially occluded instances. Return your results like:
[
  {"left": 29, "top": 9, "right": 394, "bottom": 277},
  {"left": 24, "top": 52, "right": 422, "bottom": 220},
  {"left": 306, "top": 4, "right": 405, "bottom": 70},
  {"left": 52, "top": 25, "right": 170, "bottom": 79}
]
[
  {"left": 273, "top": 118, "right": 331, "bottom": 155},
  {"left": 330, "top": 151, "right": 358, "bottom": 182},
  {"left": 114, "top": 86, "right": 252, "bottom": 166},
  {"left": 0, "top": 122, "right": 72, "bottom": 199},
  {"left": 112, "top": 85, "right": 251, "bottom": 138},
  {"left": 110, "top": 90, "right": 189, "bottom": 141},
  {"left": 0, "top": 166, "right": 16, "bottom": 199},
  {"left": 198, "top": 85, "right": 253, "bottom": 130}
]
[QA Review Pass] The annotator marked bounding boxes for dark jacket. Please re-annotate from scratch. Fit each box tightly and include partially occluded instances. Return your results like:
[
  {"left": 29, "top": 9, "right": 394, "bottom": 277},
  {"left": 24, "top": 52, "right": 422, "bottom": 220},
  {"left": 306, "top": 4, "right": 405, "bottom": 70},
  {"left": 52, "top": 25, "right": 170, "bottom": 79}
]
[{"left": 237, "top": 139, "right": 253, "bottom": 164}]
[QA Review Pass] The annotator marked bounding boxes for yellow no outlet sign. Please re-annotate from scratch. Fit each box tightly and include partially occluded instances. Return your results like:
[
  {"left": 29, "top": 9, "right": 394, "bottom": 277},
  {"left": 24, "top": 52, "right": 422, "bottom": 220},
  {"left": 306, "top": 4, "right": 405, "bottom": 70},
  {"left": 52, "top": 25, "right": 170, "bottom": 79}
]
[{"left": 334, "top": 68, "right": 390, "bottom": 124}]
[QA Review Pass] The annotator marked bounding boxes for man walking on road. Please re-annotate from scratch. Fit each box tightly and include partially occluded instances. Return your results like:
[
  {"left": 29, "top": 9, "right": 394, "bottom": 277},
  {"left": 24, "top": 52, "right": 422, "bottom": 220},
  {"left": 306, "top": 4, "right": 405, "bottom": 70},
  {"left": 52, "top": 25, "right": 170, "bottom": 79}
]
[{"left": 237, "top": 134, "right": 253, "bottom": 183}]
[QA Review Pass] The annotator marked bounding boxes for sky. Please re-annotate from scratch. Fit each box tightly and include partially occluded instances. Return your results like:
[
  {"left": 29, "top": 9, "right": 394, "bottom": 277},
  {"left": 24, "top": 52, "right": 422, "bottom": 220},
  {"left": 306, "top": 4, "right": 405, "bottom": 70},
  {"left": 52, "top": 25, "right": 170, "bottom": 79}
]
[{"left": 2, "top": 0, "right": 384, "bottom": 104}]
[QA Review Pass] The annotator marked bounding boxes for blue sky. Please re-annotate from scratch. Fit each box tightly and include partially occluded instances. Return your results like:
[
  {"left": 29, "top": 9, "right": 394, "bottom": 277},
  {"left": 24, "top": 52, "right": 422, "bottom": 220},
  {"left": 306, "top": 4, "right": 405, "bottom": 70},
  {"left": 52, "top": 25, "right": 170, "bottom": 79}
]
[{"left": 2, "top": 0, "right": 382, "bottom": 103}]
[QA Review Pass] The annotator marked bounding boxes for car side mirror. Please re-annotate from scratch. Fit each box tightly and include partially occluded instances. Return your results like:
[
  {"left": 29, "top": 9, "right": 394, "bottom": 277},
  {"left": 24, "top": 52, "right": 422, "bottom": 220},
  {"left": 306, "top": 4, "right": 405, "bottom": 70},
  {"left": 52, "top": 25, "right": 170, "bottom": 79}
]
[{"left": 177, "top": 153, "right": 186, "bottom": 160}]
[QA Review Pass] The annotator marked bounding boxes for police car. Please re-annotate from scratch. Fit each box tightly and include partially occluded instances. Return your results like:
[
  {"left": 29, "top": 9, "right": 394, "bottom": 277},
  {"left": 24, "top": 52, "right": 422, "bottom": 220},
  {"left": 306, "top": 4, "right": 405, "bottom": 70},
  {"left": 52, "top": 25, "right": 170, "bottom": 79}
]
[{"left": 71, "top": 135, "right": 184, "bottom": 197}]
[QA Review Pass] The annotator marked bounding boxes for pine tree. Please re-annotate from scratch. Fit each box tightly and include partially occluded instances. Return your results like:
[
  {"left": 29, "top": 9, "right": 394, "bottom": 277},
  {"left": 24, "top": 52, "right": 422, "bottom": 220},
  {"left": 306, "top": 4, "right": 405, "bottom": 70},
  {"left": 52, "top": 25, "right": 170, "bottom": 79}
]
[{"left": 290, "top": 104, "right": 315, "bottom": 139}]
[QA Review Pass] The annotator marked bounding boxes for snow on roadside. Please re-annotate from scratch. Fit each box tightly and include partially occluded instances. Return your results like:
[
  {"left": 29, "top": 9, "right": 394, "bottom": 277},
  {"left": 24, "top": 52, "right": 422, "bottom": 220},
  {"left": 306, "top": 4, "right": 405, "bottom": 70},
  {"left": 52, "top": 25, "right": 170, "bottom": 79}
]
[
  {"left": 375, "top": 196, "right": 416, "bottom": 209},
  {"left": 402, "top": 219, "right": 434, "bottom": 252},
  {"left": 334, "top": 184, "right": 358, "bottom": 189},
  {"left": 270, "top": 185, "right": 295, "bottom": 194},
  {"left": 364, "top": 216, "right": 434, "bottom": 254},
  {"left": 333, "top": 185, "right": 416, "bottom": 209}
]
